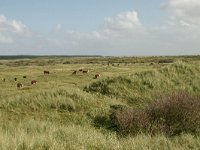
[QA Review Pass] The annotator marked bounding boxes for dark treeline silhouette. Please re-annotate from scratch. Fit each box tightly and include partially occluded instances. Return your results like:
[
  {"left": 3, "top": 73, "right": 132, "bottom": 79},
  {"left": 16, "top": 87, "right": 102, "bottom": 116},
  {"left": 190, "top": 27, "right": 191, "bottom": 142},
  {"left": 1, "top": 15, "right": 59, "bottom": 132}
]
[{"left": 0, "top": 55, "right": 102, "bottom": 60}]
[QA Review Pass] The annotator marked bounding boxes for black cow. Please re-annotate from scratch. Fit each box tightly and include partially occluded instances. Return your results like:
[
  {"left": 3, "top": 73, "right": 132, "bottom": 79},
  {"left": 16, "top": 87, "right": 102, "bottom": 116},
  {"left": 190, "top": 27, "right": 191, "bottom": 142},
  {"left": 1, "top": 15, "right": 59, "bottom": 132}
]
[{"left": 44, "top": 71, "right": 50, "bottom": 74}]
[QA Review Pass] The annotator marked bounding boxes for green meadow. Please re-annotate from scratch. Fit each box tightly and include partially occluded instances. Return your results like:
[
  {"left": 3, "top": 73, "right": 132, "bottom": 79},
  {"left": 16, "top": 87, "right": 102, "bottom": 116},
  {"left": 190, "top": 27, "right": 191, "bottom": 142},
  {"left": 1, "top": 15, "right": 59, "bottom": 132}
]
[{"left": 0, "top": 56, "right": 200, "bottom": 150}]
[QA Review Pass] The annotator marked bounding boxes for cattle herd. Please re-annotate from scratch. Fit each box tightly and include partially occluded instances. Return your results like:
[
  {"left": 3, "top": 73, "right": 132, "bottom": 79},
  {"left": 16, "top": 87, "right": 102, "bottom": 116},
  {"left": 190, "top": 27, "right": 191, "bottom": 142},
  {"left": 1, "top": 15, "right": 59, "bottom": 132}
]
[
  {"left": 72, "top": 69, "right": 100, "bottom": 79},
  {"left": 1, "top": 68, "right": 100, "bottom": 89},
  {"left": 72, "top": 69, "right": 89, "bottom": 74},
  {"left": 2, "top": 75, "right": 39, "bottom": 89}
]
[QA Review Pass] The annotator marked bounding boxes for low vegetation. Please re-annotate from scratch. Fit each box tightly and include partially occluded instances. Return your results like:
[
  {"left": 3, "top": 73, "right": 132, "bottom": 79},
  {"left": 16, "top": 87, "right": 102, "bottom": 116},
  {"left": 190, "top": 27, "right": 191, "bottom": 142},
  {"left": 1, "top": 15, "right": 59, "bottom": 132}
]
[
  {"left": 111, "top": 91, "right": 200, "bottom": 136},
  {"left": 0, "top": 56, "right": 200, "bottom": 149}
]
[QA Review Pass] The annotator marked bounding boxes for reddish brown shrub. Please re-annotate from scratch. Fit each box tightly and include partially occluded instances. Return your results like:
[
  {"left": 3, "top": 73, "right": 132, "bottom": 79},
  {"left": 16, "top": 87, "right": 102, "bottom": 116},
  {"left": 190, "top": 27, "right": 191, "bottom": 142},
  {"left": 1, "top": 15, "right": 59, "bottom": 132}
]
[{"left": 111, "top": 91, "right": 200, "bottom": 136}]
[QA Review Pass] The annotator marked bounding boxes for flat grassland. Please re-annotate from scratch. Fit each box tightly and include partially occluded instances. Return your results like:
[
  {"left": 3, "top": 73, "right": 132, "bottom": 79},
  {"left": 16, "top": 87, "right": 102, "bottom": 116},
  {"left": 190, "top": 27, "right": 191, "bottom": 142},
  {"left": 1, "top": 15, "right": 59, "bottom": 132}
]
[{"left": 0, "top": 56, "right": 200, "bottom": 150}]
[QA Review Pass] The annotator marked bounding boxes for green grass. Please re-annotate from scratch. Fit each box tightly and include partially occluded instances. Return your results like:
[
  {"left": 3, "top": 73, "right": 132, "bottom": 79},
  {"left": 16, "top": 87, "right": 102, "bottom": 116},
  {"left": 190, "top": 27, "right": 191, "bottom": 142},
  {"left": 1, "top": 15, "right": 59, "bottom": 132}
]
[
  {"left": 0, "top": 117, "right": 199, "bottom": 150},
  {"left": 0, "top": 56, "right": 200, "bottom": 149},
  {"left": 84, "top": 61, "right": 200, "bottom": 107},
  {"left": 0, "top": 121, "right": 200, "bottom": 149}
]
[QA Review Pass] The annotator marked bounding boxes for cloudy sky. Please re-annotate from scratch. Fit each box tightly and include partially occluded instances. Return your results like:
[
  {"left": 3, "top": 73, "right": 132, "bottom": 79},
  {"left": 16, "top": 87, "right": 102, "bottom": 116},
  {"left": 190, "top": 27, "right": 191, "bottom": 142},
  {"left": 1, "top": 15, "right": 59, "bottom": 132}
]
[{"left": 0, "top": 0, "right": 200, "bottom": 56}]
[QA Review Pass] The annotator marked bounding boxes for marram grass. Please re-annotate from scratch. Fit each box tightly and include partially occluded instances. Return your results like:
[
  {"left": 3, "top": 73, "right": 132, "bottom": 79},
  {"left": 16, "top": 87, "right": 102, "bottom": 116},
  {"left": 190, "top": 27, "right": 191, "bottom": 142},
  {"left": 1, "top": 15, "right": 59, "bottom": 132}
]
[
  {"left": 0, "top": 118, "right": 199, "bottom": 150},
  {"left": 0, "top": 57, "right": 200, "bottom": 149}
]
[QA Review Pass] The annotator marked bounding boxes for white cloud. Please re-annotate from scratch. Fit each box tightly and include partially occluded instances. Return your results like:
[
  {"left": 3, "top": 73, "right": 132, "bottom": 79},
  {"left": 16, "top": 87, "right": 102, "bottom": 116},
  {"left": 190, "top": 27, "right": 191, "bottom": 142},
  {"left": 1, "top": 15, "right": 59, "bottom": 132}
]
[
  {"left": 1, "top": 6, "right": 200, "bottom": 56},
  {"left": 0, "top": 34, "right": 13, "bottom": 44},
  {"left": 40, "top": 11, "right": 149, "bottom": 55},
  {"left": 62, "top": 8, "right": 200, "bottom": 56},
  {"left": 0, "top": 14, "right": 32, "bottom": 44},
  {"left": 165, "top": 0, "right": 200, "bottom": 27},
  {"left": 0, "top": 14, "right": 30, "bottom": 35},
  {"left": 5, "top": 9, "right": 198, "bottom": 56},
  {"left": 0, "top": 15, "right": 7, "bottom": 22},
  {"left": 11, "top": 20, "right": 28, "bottom": 34},
  {"left": 104, "top": 11, "right": 142, "bottom": 32},
  {"left": 54, "top": 24, "right": 61, "bottom": 33}
]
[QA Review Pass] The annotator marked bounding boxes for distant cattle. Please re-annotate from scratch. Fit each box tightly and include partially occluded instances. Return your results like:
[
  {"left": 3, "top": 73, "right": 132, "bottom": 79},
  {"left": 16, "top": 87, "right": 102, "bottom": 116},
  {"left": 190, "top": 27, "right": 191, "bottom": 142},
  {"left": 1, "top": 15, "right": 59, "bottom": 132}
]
[
  {"left": 2, "top": 78, "right": 5, "bottom": 82},
  {"left": 72, "top": 71, "right": 77, "bottom": 75},
  {"left": 44, "top": 71, "right": 50, "bottom": 74},
  {"left": 14, "top": 77, "right": 17, "bottom": 81},
  {"left": 82, "top": 70, "right": 89, "bottom": 74},
  {"left": 94, "top": 74, "right": 100, "bottom": 79},
  {"left": 31, "top": 80, "right": 37, "bottom": 85},
  {"left": 79, "top": 69, "right": 83, "bottom": 72},
  {"left": 23, "top": 76, "right": 27, "bottom": 78},
  {"left": 17, "top": 82, "right": 23, "bottom": 88}
]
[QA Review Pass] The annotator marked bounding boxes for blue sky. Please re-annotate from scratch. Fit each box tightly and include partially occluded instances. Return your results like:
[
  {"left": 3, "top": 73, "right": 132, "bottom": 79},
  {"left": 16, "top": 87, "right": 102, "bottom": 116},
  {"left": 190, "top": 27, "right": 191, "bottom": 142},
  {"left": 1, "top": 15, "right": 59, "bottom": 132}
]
[
  {"left": 0, "top": 0, "right": 166, "bottom": 31},
  {"left": 0, "top": 0, "right": 200, "bottom": 56}
]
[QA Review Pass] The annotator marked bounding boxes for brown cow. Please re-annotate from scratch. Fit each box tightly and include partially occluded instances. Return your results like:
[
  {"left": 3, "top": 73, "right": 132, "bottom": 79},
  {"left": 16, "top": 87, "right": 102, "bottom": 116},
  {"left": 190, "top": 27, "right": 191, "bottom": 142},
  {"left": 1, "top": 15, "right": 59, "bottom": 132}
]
[
  {"left": 72, "top": 71, "right": 77, "bottom": 75},
  {"left": 94, "top": 74, "right": 101, "bottom": 79},
  {"left": 23, "top": 76, "right": 27, "bottom": 78},
  {"left": 31, "top": 80, "right": 37, "bottom": 85},
  {"left": 82, "top": 70, "right": 89, "bottom": 74},
  {"left": 14, "top": 77, "right": 17, "bottom": 81},
  {"left": 17, "top": 82, "right": 23, "bottom": 88},
  {"left": 79, "top": 69, "right": 83, "bottom": 72},
  {"left": 44, "top": 71, "right": 50, "bottom": 74}
]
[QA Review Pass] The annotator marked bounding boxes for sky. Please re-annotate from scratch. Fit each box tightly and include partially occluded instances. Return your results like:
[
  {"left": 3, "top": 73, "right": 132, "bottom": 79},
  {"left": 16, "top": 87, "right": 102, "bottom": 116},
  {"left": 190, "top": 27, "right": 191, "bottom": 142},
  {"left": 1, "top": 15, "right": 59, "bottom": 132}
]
[{"left": 0, "top": 0, "right": 200, "bottom": 56}]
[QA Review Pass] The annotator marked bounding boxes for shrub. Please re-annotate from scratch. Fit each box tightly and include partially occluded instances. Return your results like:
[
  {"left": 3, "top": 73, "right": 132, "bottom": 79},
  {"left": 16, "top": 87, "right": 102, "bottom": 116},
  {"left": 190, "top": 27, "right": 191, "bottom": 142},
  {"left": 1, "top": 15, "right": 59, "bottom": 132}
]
[
  {"left": 111, "top": 108, "right": 144, "bottom": 135},
  {"left": 94, "top": 116, "right": 110, "bottom": 128},
  {"left": 158, "top": 59, "right": 173, "bottom": 64},
  {"left": 84, "top": 79, "right": 114, "bottom": 95},
  {"left": 111, "top": 91, "right": 200, "bottom": 136},
  {"left": 93, "top": 104, "right": 127, "bottom": 130}
]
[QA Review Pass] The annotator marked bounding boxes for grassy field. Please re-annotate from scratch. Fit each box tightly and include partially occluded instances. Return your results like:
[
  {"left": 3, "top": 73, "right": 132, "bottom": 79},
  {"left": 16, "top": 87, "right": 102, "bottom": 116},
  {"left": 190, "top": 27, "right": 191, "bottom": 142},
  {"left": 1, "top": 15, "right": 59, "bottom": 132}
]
[{"left": 0, "top": 56, "right": 200, "bottom": 149}]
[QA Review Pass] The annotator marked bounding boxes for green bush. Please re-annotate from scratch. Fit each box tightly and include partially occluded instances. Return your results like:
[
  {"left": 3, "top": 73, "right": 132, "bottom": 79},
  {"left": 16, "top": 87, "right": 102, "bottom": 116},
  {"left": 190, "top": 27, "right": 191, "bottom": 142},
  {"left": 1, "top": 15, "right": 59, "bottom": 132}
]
[{"left": 158, "top": 59, "right": 173, "bottom": 64}]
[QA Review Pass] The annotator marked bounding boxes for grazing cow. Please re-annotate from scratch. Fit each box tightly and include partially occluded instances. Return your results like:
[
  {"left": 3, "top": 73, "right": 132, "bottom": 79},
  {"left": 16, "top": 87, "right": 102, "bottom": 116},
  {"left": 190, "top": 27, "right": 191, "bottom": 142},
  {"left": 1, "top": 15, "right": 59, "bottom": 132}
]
[
  {"left": 79, "top": 69, "right": 83, "bottom": 72},
  {"left": 72, "top": 71, "right": 77, "bottom": 75},
  {"left": 44, "top": 71, "right": 50, "bottom": 74},
  {"left": 14, "top": 77, "right": 17, "bottom": 81},
  {"left": 2, "top": 78, "right": 5, "bottom": 82},
  {"left": 31, "top": 80, "right": 37, "bottom": 85},
  {"left": 94, "top": 74, "right": 100, "bottom": 79},
  {"left": 17, "top": 82, "right": 23, "bottom": 88},
  {"left": 23, "top": 76, "right": 27, "bottom": 78},
  {"left": 82, "top": 70, "right": 89, "bottom": 74}
]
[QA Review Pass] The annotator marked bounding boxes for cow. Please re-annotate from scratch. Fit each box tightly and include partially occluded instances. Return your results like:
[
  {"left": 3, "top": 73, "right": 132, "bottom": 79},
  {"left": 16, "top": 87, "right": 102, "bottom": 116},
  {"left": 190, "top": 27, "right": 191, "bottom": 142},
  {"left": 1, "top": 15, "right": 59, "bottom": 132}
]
[
  {"left": 31, "top": 80, "right": 37, "bottom": 85},
  {"left": 2, "top": 78, "right": 5, "bottom": 82},
  {"left": 23, "top": 76, "right": 27, "bottom": 78},
  {"left": 14, "top": 77, "right": 17, "bottom": 81},
  {"left": 94, "top": 74, "right": 101, "bottom": 79},
  {"left": 17, "top": 82, "right": 23, "bottom": 88},
  {"left": 44, "top": 71, "right": 50, "bottom": 74},
  {"left": 82, "top": 70, "right": 89, "bottom": 74},
  {"left": 79, "top": 69, "right": 83, "bottom": 72},
  {"left": 72, "top": 71, "right": 77, "bottom": 75}
]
